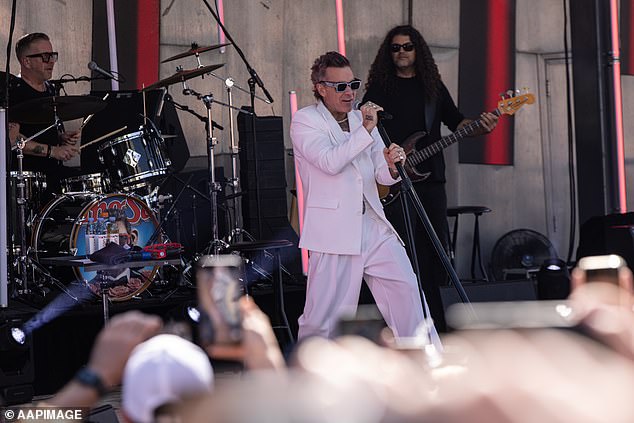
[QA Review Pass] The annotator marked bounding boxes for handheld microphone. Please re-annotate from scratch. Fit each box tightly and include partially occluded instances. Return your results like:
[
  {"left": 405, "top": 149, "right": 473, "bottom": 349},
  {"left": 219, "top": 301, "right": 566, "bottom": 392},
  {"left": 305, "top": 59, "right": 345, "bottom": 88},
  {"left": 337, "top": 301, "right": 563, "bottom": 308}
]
[
  {"left": 354, "top": 101, "right": 393, "bottom": 120},
  {"left": 87, "top": 61, "right": 118, "bottom": 81}
]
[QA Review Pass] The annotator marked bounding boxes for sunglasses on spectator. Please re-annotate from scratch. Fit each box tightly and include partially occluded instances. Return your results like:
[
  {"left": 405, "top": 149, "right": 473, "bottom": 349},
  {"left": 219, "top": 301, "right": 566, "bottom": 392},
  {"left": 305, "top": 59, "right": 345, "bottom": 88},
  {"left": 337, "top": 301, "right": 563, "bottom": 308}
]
[
  {"left": 26, "top": 52, "right": 59, "bottom": 63},
  {"left": 319, "top": 79, "right": 362, "bottom": 92},
  {"left": 390, "top": 42, "right": 415, "bottom": 52}
]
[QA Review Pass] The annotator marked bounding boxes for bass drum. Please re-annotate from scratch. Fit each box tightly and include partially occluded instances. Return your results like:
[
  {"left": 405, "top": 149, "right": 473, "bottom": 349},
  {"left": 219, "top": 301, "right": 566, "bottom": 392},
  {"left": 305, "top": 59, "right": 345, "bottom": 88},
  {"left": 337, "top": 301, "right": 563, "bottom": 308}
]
[{"left": 31, "top": 193, "right": 162, "bottom": 301}]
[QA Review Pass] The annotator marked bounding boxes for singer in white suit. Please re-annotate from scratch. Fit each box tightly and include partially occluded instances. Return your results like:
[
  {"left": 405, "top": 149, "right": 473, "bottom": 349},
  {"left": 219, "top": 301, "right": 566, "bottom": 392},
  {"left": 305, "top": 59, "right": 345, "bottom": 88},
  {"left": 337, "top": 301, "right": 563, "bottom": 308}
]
[{"left": 291, "top": 51, "right": 440, "bottom": 343}]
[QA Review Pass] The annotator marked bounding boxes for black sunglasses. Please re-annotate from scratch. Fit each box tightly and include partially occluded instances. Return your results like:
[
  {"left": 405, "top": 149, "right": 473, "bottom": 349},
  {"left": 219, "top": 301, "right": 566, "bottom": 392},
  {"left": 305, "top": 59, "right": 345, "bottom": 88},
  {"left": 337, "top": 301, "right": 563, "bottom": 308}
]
[
  {"left": 26, "top": 52, "right": 59, "bottom": 63},
  {"left": 390, "top": 42, "right": 415, "bottom": 53},
  {"left": 319, "top": 79, "right": 362, "bottom": 92}
]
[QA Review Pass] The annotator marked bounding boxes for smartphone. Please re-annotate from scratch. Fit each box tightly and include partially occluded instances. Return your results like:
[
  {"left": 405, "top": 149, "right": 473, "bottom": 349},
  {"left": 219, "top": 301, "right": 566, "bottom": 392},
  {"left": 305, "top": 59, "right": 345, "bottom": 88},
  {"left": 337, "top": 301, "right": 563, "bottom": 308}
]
[
  {"left": 577, "top": 254, "right": 627, "bottom": 286},
  {"left": 196, "top": 254, "right": 244, "bottom": 345},
  {"left": 446, "top": 300, "right": 581, "bottom": 331}
]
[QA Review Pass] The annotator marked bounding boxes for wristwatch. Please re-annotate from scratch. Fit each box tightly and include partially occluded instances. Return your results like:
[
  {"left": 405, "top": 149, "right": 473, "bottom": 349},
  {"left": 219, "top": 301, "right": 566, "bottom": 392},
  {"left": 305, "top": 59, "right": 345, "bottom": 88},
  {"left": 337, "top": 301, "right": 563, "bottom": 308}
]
[{"left": 74, "top": 367, "right": 108, "bottom": 396}]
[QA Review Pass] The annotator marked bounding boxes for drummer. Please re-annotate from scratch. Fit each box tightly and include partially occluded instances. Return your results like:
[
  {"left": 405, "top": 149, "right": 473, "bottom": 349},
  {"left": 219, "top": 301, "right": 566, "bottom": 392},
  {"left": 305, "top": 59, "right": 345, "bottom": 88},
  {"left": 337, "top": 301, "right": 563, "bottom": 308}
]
[{"left": 9, "top": 32, "right": 81, "bottom": 197}]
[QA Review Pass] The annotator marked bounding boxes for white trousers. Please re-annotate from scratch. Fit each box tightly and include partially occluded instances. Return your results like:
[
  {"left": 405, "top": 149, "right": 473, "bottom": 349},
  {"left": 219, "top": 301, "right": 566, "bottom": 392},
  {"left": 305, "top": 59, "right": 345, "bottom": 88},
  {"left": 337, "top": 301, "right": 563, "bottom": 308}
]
[{"left": 298, "top": 207, "right": 437, "bottom": 341}]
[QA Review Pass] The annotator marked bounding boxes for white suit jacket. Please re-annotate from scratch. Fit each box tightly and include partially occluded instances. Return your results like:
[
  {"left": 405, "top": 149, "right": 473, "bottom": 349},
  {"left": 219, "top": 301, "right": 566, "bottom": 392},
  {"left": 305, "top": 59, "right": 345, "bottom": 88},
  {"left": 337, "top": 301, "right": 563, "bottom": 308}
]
[{"left": 290, "top": 100, "right": 403, "bottom": 255}]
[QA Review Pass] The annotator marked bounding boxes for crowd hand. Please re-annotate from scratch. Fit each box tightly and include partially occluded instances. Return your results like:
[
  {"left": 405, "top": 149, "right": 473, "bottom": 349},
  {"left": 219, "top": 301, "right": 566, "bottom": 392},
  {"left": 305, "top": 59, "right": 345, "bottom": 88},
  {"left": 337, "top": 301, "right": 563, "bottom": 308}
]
[
  {"left": 204, "top": 297, "right": 285, "bottom": 372},
  {"left": 60, "top": 129, "right": 81, "bottom": 145},
  {"left": 478, "top": 112, "right": 498, "bottom": 134},
  {"left": 384, "top": 143, "right": 406, "bottom": 170},
  {"left": 86, "top": 311, "right": 162, "bottom": 389},
  {"left": 569, "top": 268, "right": 634, "bottom": 361},
  {"left": 290, "top": 336, "right": 433, "bottom": 421},
  {"left": 44, "top": 311, "right": 163, "bottom": 408},
  {"left": 240, "top": 297, "right": 286, "bottom": 371},
  {"left": 361, "top": 101, "right": 383, "bottom": 133},
  {"left": 427, "top": 328, "right": 634, "bottom": 423},
  {"left": 52, "top": 143, "right": 80, "bottom": 161}
]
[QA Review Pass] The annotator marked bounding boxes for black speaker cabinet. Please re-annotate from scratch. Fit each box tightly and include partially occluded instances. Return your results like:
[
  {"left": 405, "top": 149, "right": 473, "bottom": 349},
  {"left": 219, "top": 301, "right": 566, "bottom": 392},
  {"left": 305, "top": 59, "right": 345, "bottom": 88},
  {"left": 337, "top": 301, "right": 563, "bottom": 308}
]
[{"left": 237, "top": 110, "right": 288, "bottom": 241}]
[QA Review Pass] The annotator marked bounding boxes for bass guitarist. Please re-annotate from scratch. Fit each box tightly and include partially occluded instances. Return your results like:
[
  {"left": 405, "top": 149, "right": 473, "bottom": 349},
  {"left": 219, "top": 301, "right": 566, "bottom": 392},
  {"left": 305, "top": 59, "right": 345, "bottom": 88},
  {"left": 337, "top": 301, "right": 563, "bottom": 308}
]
[{"left": 363, "top": 25, "right": 498, "bottom": 331}]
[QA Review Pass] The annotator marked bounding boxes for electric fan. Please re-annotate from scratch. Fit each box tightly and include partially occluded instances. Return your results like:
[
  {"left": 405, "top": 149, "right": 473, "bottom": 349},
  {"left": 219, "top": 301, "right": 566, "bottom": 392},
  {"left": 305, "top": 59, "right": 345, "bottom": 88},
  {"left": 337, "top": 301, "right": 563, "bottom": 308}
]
[{"left": 490, "top": 229, "right": 559, "bottom": 281}]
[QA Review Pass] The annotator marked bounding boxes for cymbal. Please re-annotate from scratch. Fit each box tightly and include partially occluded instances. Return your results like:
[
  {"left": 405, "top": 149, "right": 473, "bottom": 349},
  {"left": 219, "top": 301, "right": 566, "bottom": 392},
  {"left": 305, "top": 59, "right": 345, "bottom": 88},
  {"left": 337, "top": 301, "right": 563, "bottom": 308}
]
[
  {"left": 9, "top": 95, "right": 107, "bottom": 124},
  {"left": 161, "top": 43, "right": 231, "bottom": 63},
  {"left": 143, "top": 64, "right": 224, "bottom": 91}
]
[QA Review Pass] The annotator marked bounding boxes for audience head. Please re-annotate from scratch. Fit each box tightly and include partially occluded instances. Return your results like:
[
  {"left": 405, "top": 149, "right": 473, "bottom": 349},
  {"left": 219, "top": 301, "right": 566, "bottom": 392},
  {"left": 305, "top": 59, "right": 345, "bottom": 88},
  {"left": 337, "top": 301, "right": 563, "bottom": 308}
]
[{"left": 122, "top": 334, "right": 214, "bottom": 423}]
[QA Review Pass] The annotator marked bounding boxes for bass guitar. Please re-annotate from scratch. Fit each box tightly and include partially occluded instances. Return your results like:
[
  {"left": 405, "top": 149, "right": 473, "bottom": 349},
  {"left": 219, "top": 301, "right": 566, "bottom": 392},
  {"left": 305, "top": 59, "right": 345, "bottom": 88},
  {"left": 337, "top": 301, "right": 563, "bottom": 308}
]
[{"left": 377, "top": 90, "right": 535, "bottom": 206}]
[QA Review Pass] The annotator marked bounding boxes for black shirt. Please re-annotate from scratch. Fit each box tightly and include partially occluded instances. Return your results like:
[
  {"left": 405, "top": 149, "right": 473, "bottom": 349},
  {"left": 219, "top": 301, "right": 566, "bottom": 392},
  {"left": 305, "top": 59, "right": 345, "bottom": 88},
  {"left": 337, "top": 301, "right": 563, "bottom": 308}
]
[
  {"left": 9, "top": 78, "right": 63, "bottom": 175},
  {"left": 363, "top": 77, "right": 464, "bottom": 183}
]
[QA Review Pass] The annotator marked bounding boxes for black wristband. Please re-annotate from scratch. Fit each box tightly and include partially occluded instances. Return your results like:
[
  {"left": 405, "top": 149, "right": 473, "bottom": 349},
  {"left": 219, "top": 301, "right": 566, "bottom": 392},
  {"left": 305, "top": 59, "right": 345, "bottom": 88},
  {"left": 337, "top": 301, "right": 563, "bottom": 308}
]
[
  {"left": 74, "top": 367, "right": 108, "bottom": 396},
  {"left": 46, "top": 144, "right": 52, "bottom": 159}
]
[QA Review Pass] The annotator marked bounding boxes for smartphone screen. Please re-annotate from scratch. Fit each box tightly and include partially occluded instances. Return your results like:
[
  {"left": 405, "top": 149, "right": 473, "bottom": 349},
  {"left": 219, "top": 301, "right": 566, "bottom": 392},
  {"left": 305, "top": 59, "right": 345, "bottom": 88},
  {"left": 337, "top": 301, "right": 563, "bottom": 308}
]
[{"left": 196, "top": 255, "right": 244, "bottom": 345}]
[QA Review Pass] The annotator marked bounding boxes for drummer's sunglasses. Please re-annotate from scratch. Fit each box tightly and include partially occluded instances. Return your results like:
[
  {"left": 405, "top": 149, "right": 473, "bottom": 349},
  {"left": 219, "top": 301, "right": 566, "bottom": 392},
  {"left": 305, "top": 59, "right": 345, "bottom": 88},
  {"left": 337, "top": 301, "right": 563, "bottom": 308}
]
[
  {"left": 319, "top": 79, "right": 362, "bottom": 92},
  {"left": 26, "top": 52, "right": 59, "bottom": 63}
]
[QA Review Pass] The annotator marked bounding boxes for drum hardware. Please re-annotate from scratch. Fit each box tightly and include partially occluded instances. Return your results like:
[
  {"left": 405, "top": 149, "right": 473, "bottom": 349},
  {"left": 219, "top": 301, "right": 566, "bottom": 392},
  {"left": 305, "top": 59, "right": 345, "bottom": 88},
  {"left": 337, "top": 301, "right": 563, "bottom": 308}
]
[
  {"left": 12, "top": 119, "right": 61, "bottom": 295},
  {"left": 202, "top": 72, "right": 271, "bottom": 245},
  {"left": 162, "top": 93, "right": 223, "bottom": 131},
  {"left": 28, "top": 258, "right": 82, "bottom": 304},
  {"left": 181, "top": 83, "right": 252, "bottom": 255}
]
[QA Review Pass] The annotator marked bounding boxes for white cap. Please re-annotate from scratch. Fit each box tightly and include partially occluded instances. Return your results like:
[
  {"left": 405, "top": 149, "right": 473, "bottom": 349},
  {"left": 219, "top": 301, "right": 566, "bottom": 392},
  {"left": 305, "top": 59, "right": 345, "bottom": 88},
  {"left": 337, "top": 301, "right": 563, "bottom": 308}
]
[{"left": 122, "top": 334, "right": 214, "bottom": 423}]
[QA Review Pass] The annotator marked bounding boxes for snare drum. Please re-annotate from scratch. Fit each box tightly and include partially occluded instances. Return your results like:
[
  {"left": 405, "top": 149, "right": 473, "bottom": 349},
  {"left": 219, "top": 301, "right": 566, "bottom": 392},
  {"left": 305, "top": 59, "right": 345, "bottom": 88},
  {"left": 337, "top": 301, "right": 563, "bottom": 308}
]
[
  {"left": 61, "top": 173, "right": 109, "bottom": 194},
  {"left": 31, "top": 192, "right": 162, "bottom": 301},
  {"left": 98, "top": 126, "right": 170, "bottom": 190}
]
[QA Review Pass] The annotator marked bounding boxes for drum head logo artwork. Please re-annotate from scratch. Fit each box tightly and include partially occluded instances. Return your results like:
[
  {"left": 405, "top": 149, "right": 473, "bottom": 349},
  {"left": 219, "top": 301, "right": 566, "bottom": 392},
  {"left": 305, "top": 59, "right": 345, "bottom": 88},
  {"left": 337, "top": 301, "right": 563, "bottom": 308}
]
[
  {"left": 124, "top": 148, "right": 142, "bottom": 168},
  {"left": 75, "top": 194, "right": 161, "bottom": 301},
  {"left": 32, "top": 193, "right": 161, "bottom": 302}
]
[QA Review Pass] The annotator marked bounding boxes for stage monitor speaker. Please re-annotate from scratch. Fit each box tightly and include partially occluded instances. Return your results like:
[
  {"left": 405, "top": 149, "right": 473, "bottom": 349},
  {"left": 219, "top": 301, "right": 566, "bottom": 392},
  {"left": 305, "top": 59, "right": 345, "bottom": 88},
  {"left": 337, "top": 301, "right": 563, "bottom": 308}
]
[
  {"left": 237, "top": 109, "right": 288, "bottom": 240},
  {"left": 577, "top": 212, "right": 634, "bottom": 268},
  {"left": 81, "top": 90, "right": 189, "bottom": 173}
]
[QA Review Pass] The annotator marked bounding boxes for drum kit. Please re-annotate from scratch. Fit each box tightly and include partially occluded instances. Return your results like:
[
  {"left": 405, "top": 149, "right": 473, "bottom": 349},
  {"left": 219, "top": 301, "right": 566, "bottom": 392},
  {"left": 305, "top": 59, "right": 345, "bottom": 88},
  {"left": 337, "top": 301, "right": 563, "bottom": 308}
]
[{"left": 8, "top": 41, "right": 259, "bottom": 304}]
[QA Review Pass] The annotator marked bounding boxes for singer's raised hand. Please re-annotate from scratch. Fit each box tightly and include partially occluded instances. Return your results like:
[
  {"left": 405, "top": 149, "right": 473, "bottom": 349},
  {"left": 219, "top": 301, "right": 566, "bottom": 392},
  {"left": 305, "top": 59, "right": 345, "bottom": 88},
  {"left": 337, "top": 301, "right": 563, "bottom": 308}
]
[{"left": 361, "top": 101, "right": 383, "bottom": 133}]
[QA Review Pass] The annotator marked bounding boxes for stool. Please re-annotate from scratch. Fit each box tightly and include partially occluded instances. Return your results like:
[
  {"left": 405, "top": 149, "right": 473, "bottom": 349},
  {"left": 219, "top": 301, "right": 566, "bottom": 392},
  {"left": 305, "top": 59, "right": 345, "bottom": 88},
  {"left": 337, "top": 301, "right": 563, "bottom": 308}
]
[
  {"left": 446, "top": 206, "right": 491, "bottom": 282},
  {"left": 223, "top": 239, "right": 295, "bottom": 344}
]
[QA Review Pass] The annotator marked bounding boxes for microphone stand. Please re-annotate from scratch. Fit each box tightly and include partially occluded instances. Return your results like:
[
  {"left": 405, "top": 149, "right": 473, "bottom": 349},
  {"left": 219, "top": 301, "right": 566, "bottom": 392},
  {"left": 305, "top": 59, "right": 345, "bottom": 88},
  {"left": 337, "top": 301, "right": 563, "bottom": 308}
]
[
  {"left": 375, "top": 119, "right": 476, "bottom": 319},
  {"left": 200, "top": 0, "right": 275, "bottom": 239}
]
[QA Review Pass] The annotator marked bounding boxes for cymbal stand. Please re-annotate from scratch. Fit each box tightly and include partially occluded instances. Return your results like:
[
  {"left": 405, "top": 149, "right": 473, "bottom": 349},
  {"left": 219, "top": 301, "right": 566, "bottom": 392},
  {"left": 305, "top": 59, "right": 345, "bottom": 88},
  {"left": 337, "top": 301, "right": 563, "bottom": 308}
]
[
  {"left": 182, "top": 83, "right": 251, "bottom": 254},
  {"left": 224, "top": 78, "right": 241, "bottom": 242},
  {"left": 12, "top": 119, "right": 59, "bottom": 294},
  {"left": 205, "top": 72, "right": 271, "bottom": 243}
]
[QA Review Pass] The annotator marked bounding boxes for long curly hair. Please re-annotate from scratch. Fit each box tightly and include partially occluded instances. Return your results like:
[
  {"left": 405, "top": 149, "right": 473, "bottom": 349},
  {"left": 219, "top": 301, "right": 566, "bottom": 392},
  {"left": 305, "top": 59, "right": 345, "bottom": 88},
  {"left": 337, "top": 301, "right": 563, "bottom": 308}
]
[{"left": 365, "top": 25, "right": 440, "bottom": 100}]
